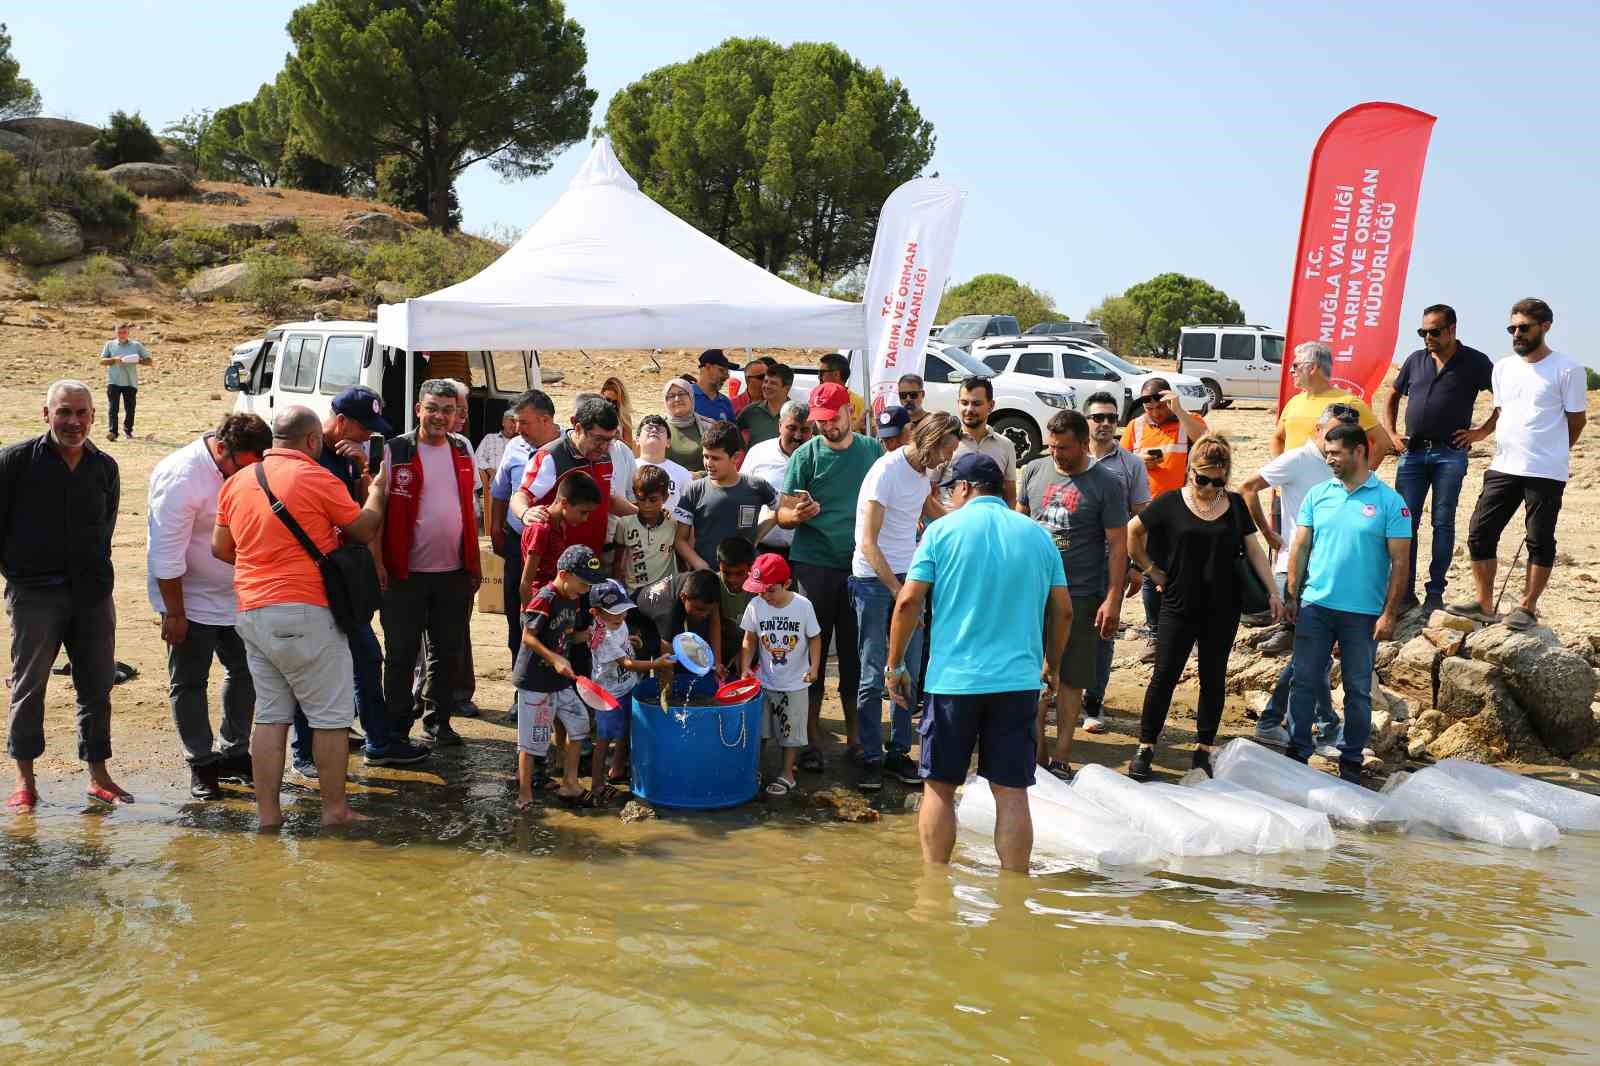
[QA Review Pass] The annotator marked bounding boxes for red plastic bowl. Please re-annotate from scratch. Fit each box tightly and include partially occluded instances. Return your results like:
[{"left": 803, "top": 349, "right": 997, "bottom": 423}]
[{"left": 714, "top": 677, "right": 763, "bottom": 704}]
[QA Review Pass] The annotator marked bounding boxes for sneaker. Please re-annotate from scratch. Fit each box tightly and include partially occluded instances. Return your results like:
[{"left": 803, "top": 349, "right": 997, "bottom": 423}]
[
  {"left": 423, "top": 721, "right": 464, "bottom": 747},
  {"left": 1127, "top": 747, "right": 1154, "bottom": 782},
  {"left": 1082, "top": 716, "right": 1106, "bottom": 734},
  {"left": 363, "top": 740, "right": 433, "bottom": 767},
  {"left": 1421, "top": 593, "right": 1445, "bottom": 618},
  {"left": 1445, "top": 599, "right": 1497, "bottom": 624},
  {"left": 1253, "top": 722, "right": 1290, "bottom": 749},
  {"left": 1338, "top": 763, "right": 1366, "bottom": 787},
  {"left": 1257, "top": 629, "right": 1295, "bottom": 656},
  {"left": 107, "top": 431, "right": 119, "bottom": 441},
  {"left": 1397, "top": 593, "right": 1421, "bottom": 616},
  {"left": 884, "top": 753, "right": 922, "bottom": 786},
  {"left": 289, "top": 760, "right": 319, "bottom": 784},
  {"left": 858, "top": 761, "right": 883, "bottom": 792},
  {"left": 1314, "top": 743, "right": 1342, "bottom": 760},
  {"left": 455, "top": 701, "right": 482, "bottom": 720},
  {"left": 189, "top": 763, "right": 224, "bottom": 800},
  {"left": 1190, "top": 748, "right": 1213, "bottom": 778},
  {"left": 218, "top": 750, "right": 253, "bottom": 783}
]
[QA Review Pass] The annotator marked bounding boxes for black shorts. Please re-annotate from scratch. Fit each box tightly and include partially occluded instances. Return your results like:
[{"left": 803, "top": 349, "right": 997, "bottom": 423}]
[
  {"left": 918, "top": 690, "right": 1038, "bottom": 789},
  {"left": 1466, "top": 469, "right": 1566, "bottom": 568}
]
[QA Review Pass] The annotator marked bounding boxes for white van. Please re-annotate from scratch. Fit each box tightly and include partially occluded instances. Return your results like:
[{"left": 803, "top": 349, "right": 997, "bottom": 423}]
[
  {"left": 223, "top": 320, "right": 541, "bottom": 438},
  {"left": 1176, "top": 324, "right": 1285, "bottom": 408}
]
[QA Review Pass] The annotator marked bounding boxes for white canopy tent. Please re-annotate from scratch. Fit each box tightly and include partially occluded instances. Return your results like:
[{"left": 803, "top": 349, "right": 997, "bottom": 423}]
[{"left": 375, "top": 138, "right": 865, "bottom": 353}]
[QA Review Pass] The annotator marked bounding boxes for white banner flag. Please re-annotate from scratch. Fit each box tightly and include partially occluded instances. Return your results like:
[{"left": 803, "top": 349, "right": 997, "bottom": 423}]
[{"left": 861, "top": 178, "right": 965, "bottom": 416}]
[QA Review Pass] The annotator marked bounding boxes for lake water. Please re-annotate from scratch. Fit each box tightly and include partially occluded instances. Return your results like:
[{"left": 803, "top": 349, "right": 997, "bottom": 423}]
[{"left": 4, "top": 752, "right": 1598, "bottom": 1064}]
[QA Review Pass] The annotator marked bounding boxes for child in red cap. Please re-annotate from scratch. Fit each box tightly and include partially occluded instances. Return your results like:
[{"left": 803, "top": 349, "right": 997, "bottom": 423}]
[{"left": 738, "top": 553, "right": 821, "bottom": 796}]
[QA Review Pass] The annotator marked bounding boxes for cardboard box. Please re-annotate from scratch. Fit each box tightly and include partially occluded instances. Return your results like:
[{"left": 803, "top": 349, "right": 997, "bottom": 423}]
[{"left": 477, "top": 537, "right": 504, "bottom": 615}]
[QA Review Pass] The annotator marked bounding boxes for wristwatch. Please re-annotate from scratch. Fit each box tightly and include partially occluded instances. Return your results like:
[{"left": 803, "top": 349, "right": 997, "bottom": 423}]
[{"left": 885, "top": 663, "right": 909, "bottom": 683}]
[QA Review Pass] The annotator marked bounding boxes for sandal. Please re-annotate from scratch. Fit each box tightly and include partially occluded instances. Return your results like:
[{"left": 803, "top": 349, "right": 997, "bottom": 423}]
[
  {"left": 1042, "top": 760, "right": 1074, "bottom": 783},
  {"left": 765, "top": 776, "right": 795, "bottom": 797},
  {"left": 797, "top": 747, "right": 824, "bottom": 773},
  {"left": 514, "top": 796, "right": 536, "bottom": 812},
  {"left": 6, "top": 787, "right": 38, "bottom": 813},
  {"left": 589, "top": 784, "right": 620, "bottom": 807},
  {"left": 556, "top": 789, "right": 590, "bottom": 809},
  {"left": 86, "top": 783, "right": 134, "bottom": 805}
]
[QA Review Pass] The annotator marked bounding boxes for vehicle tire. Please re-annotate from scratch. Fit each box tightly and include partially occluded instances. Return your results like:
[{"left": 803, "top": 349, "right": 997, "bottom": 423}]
[
  {"left": 1201, "top": 379, "right": 1229, "bottom": 410},
  {"left": 991, "top": 414, "right": 1042, "bottom": 466}
]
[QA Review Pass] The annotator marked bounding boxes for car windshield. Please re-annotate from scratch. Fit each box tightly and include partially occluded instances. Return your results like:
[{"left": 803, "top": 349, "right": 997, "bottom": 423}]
[
  {"left": 927, "top": 342, "right": 992, "bottom": 377},
  {"left": 1087, "top": 349, "right": 1149, "bottom": 376},
  {"left": 937, "top": 317, "right": 987, "bottom": 344}
]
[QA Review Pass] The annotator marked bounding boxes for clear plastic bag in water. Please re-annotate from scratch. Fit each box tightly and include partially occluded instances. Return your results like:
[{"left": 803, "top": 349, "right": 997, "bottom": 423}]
[
  {"left": 1210, "top": 738, "right": 1389, "bottom": 829},
  {"left": 958, "top": 775, "right": 1162, "bottom": 868},
  {"left": 1187, "top": 776, "right": 1337, "bottom": 850},
  {"left": 1146, "top": 782, "right": 1300, "bottom": 855},
  {"left": 1070, "top": 764, "right": 1231, "bottom": 857},
  {"left": 1377, "top": 767, "right": 1560, "bottom": 850},
  {"left": 1432, "top": 759, "right": 1600, "bottom": 832}
]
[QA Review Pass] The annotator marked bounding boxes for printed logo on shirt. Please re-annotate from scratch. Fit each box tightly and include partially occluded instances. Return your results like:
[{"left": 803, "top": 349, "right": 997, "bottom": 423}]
[
  {"left": 1362, "top": 504, "right": 1377, "bottom": 518},
  {"left": 1400, "top": 507, "right": 1410, "bottom": 518},
  {"left": 392, "top": 466, "right": 416, "bottom": 496},
  {"left": 739, "top": 504, "right": 757, "bottom": 529}
]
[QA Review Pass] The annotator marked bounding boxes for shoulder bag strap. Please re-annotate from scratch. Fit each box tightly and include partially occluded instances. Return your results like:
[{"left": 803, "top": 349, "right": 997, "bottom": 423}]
[{"left": 254, "top": 461, "right": 328, "bottom": 565}]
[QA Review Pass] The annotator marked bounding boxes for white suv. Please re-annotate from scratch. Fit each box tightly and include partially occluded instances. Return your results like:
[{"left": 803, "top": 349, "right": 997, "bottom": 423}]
[
  {"left": 1177, "top": 324, "right": 1284, "bottom": 408},
  {"left": 973, "top": 337, "right": 1210, "bottom": 422}
]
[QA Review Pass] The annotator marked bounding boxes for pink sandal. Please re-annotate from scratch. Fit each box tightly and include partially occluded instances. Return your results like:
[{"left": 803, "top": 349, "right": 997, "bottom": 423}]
[
  {"left": 86, "top": 783, "right": 134, "bottom": 805},
  {"left": 6, "top": 787, "right": 38, "bottom": 813}
]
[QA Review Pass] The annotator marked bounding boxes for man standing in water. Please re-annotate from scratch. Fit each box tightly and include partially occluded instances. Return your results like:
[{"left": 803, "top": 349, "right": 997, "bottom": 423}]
[
  {"left": 2, "top": 381, "right": 129, "bottom": 813},
  {"left": 888, "top": 453, "right": 1069, "bottom": 873},
  {"left": 213, "top": 406, "right": 386, "bottom": 828}
]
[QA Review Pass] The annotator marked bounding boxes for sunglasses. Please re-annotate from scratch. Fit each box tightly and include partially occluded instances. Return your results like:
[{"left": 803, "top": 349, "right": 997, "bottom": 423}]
[
  {"left": 1507, "top": 323, "right": 1540, "bottom": 335},
  {"left": 1192, "top": 473, "right": 1226, "bottom": 487},
  {"left": 746, "top": 372, "right": 767, "bottom": 381},
  {"left": 1417, "top": 327, "right": 1444, "bottom": 338},
  {"left": 899, "top": 391, "right": 923, "bottom": 401},
  {"left": 1087, "top": 412, "right": 1118, "bottom": 423},
  {"left": 1139, "top": 395, "right": 1166, "bottom": 406}
]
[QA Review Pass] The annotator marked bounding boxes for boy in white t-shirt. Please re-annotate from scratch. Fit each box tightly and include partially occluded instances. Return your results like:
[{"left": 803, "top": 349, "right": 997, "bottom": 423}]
[
  {"left": 739, "top": 553, "right": 822, "bottom": 797},
  {"left": 587, "top": 580, "right": 672, "bottom": 803},
  {"left": 1453, "top": 298, "right": 1588, "bottom": 631}
]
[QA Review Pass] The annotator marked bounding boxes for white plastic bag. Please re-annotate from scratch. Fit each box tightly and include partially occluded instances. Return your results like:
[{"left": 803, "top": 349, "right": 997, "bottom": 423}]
[
  {"left": 1189, "top": 777, "right": 1337, "bottom": 850},
  {"left": 1070, "top": 764, "right": 1231, "bottom": 857},
  {"left": 1147, "top": 782, "right": 1300, "bottom": 855},
  {"left": 1378, "top": 767, "right": 1559, "bottom": 850},
  {"left": 958, "top": 775, "right": 1163, "bottom": 868},
  {"left": 1432, "top": 759, "right": 1600, "bottom": 832},
  {"left": 1211, "top": 737, "right": 1389, "bottom": 829}
]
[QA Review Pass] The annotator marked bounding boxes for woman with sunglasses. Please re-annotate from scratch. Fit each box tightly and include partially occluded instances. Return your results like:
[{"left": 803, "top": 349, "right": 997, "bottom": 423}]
[
  {"left": 1124, "top": 434, "right": 1281, "bottom": 780},
  {"left": 600, "top": 377, "right": 635, "bottom": 451}
]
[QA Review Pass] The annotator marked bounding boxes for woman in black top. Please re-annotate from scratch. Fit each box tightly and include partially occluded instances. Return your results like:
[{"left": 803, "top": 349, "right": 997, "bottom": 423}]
[{"left": 1125, "top": 435, "right": 1280, "bottom": 779}]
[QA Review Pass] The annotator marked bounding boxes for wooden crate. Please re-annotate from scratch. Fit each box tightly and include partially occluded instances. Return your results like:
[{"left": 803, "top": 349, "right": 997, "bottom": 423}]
[{"left": 477, "top": 537, "right": 504, "bottom": 615}]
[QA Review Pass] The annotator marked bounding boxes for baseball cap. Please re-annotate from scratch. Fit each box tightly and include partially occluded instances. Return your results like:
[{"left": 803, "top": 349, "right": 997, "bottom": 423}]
[
  {"left": 808, "top": 382, "right": 851, "bottom": 423},
  {"left": 698, "top": 349, "right": 735, "bottom": 369},
  {"left": 331, "top": 386, "right": 393, "bottom": 435},
  {"left": 556, "top": 544, "right": 605, "bottom": 584},
  {"left": 742, "top": 552, "right": 792, "bottom": 594},
  {"left": 939, "top": 452, "right": 1003, "bottom": 488},
  {"left": 590, "top": 579, "right": 635, "bottom": 613},
  {"left": 876, "top": 405, "right": 910, "bottom": 439}
]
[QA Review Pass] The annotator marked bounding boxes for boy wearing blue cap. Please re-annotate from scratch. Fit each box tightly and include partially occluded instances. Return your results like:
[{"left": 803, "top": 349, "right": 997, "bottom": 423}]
[
  {"left": 514, "top": 544, "right": 602, "bottom": 808},
  {"left": 586, "top": 579, "right": 670, "bottom": 801}
]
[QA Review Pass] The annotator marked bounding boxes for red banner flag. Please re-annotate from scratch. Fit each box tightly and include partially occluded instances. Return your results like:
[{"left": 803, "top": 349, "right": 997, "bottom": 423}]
[{"left": 1279, "top": 102, "right": 1436, "bottom": 409}]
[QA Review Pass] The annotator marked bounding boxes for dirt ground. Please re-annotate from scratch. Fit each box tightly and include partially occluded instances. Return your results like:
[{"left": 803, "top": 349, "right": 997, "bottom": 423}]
[{"left": 3, "top": 291, "right": 1598, "bottom": 804}]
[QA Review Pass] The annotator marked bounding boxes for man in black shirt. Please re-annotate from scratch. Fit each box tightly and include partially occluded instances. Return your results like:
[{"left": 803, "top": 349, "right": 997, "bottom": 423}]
[
  {"left": 1381, "top": 304, "right": 1496, "bottom": 615},
  {"left": 1, "top": 381, "right": 128, "bottom": 812}
]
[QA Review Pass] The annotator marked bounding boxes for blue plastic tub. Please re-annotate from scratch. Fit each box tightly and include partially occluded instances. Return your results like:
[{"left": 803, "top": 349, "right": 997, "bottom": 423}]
[{"left": 629, "top": 678, "right": 762, "bottom": 810}]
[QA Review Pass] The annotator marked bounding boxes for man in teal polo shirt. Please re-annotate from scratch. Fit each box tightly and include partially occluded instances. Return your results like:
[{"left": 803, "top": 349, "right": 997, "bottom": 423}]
[
  {"left": 886, "top": 453, "right": 1070, "bottom": 872},
  {"left": 98, "top": 323, "right": 153, "bottom": 441},
  {"left": 1284, "top": 423, "right": 1411, "bottom": 782}
]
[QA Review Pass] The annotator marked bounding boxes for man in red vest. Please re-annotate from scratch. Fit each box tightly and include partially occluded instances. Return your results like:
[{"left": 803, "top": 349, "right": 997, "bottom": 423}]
[
  {"left": 510, "top": 395, "right": 635, "bottom": 561},
  {"left": 378, "top": 379, "right": 481, "bottom": 747}
]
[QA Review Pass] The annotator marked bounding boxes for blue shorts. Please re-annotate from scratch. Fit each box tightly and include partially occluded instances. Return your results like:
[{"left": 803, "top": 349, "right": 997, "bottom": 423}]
[
  {"left": 596, "top": 705, "right": 628, "bottom": 741},
  {"left": 919, "top": 690, "right": 1038, "bottom": 789}
]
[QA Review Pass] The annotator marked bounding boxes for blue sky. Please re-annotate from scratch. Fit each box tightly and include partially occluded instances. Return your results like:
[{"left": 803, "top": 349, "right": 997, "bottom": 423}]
[{"left": 11, "top": 1, "right": 1600, "bottom": 365}]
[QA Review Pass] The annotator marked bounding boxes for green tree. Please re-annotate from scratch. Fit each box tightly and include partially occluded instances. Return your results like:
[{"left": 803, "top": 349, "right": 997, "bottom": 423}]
[
  {"left": 1085, "top": 294, "right": 1143, "bottom": 356},
  {"left": 1120, "top": 272, "right": 1244, "bottom": 357},
  {"left": 0, "top": 23, "right": 41, "bottom": 121},
  {"left": 236, "top": 77, "right": 292, "bottom": 179},
  {"left": 934, "top": 273, "right": 1061, "bottom": 329},
  {"left": 376, "top": 154, "right": 460, "bottom": 228},
  {"left": 602, "top": 37, "right": 935, "bottom": 285},
  {"left": 92, "top": 111, "right": 164, "bottom": 168},
  {"left": 194, "top": 103, "right": 279, "bottom": 184},
  {"left": 283, "top": 0, "right": 594, "bottom": 230}
]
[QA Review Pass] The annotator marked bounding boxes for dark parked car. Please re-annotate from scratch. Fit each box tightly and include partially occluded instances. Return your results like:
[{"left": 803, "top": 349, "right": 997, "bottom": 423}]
[{"left": 1023, "top": 320, "right": 1110, "bottom": 346}]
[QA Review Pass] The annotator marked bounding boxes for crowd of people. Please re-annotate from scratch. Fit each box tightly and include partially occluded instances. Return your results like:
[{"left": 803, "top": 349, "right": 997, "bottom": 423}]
[{"left": 2, "top": 301, "right": 1588, "bottom": 874}]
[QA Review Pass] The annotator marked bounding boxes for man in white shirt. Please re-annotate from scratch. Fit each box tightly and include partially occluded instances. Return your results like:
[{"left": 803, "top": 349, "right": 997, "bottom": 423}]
[
  {"left": 1452, "top": 298, "right": 1588, "bottom": 630},
  {"left": 850, "top": 411, "right": 959, "bottom": 791},
  {"left": 475, "top": 410, "right": 517, "bottom": 536},
  {"left": 739, "top": 401, "right": 812, "bottom": 556},
  {"left": 1241, "top": 403, "right": 1360, "bottom": 752},
  {"left": 146, "top": 413, "right": 272, "bottom": 799}
]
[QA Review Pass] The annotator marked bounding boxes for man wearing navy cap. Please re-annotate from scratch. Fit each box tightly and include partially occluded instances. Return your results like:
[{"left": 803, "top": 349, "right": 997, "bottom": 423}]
[
  {"left": 876, "top": 405, "right": 910, "bottom": 451},
  {"left": 887, "top": 451, "right": 1070, "bottom": 872},
  {"left": 693, "top": 350, "right": 738, "bottom": 422}
]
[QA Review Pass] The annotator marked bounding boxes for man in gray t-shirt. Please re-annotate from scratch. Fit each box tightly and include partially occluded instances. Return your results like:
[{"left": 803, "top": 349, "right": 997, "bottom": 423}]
[
  {"left": 674, "top": 473, "right": 777, "bottom": 570},
  {"left": 98, "top": 322, "right": 153, "bottom": 441},
  {"left": 1018, "top": 457, "right": 1128, "bottom": 597}
]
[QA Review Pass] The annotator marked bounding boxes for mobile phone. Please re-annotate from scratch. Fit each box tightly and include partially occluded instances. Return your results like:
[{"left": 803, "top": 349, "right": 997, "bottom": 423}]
[
  {"left": 368, "top": 436, "right": 384, "bottom": 470},
  {"left": 1146, "top": 449, "right": 1164, "bottom": 460}
]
